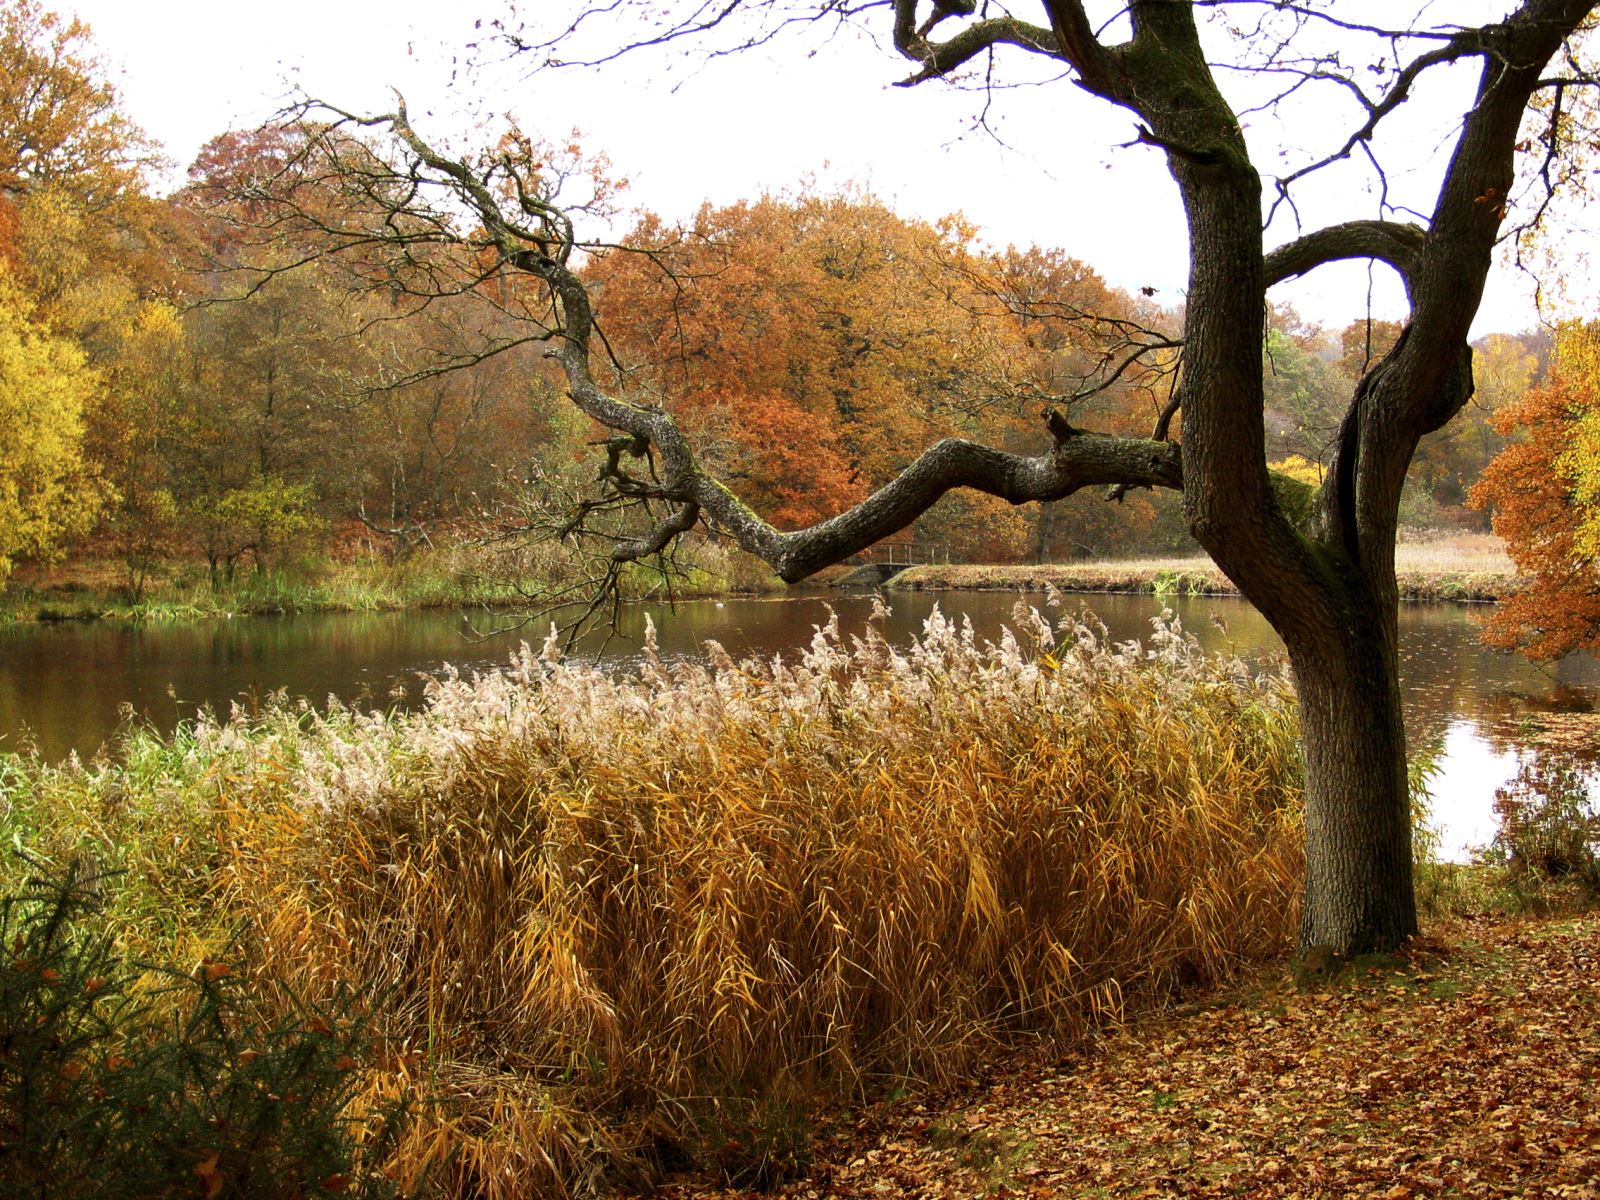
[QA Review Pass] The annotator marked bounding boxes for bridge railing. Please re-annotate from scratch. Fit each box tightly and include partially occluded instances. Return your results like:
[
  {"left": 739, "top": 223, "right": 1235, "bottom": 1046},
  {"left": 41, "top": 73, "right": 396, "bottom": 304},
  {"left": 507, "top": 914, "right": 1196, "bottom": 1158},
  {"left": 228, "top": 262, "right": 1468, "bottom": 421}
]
[{"left": 849, "top": 540, "right": 949, "bottom": 567}]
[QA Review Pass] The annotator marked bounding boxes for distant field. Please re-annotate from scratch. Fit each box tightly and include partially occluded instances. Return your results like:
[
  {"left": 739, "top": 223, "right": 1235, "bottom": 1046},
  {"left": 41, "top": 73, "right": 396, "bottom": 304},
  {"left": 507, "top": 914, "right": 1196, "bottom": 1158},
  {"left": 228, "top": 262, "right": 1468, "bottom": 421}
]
[{"left": 891, "top": 534, "right": 1517, "bottom": 603}]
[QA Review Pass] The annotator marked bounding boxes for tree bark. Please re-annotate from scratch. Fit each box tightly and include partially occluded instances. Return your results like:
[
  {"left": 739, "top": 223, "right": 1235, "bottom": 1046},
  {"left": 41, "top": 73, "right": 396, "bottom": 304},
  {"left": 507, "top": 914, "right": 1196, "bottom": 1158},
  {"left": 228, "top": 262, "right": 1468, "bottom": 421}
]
[{"left": 1286, "top": 601, "right": 1418, "bottom": 953}]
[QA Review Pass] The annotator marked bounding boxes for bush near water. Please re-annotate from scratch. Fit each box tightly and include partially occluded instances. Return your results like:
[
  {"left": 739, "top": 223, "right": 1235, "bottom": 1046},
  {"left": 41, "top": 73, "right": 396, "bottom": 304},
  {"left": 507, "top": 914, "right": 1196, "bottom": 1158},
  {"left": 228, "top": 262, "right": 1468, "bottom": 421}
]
[{"left": 0, "top": 602, "right": 1305, "bottom": 1195}]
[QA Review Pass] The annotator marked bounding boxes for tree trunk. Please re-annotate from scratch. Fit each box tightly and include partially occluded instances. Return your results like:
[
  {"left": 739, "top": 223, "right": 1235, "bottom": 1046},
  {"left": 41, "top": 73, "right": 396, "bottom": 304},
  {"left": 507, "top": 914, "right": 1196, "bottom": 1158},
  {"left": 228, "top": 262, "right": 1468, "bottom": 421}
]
[
  {"left": 1032, "top": 501, "right": 1058, "bottom": 564},
  {"left": 1285, "top": 603, "right": 1418, "bottom": 954}
]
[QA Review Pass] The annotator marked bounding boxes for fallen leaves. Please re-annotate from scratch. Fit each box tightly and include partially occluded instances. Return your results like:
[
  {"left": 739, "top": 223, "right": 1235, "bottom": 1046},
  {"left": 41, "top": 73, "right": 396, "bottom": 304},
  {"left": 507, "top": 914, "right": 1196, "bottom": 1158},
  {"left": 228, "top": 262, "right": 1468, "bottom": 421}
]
[{"left": 655, "top": 912, "right": 1600, "bottom": 1199}]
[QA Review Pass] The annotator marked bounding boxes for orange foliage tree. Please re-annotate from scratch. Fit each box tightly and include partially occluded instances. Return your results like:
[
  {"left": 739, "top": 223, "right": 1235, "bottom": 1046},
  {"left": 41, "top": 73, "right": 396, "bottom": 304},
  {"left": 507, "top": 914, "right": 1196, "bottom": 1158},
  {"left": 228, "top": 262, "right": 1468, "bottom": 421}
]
[
  {"left": 586, "top": 191, "right": 1159, "bottom": 554},
  {"left": 1472, "top": 322, "right": 1600, "bottom": 659}
]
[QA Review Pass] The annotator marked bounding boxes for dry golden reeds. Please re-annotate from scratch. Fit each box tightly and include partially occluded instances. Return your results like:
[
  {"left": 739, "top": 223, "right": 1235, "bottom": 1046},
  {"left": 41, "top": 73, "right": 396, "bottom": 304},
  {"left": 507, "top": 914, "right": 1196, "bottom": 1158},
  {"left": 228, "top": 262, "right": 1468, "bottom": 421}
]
[{"left": 171, "top": 601, "right": 1305, "bottom": 1195}]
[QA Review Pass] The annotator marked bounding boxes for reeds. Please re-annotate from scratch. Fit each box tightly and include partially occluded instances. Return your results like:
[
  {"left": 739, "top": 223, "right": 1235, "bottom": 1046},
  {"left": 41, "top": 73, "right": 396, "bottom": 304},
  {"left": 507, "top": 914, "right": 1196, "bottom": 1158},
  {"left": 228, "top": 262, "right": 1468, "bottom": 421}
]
[
  {"left": 894, "top": 536, "right": 1518, "bottom": 603},
  {"left": 3, "top": 601, "right": 1305, "bottom": 1195}
]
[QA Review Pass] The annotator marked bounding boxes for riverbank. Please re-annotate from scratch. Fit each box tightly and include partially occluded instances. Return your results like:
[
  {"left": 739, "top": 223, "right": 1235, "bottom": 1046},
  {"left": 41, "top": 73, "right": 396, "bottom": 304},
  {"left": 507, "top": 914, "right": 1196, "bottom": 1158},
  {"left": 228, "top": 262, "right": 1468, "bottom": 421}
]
[
  {"left": 889, "top": 536, "right": 1518, "bottom": 603},
  {"left": 658, "top": 907, "right": 1600, "bottom": 1199},
  {"left": 8, "top": 535, "right": 1516, "bottom": 623},
  {"left": 2, "top": 542, "right": 787, "bottom": 623}
]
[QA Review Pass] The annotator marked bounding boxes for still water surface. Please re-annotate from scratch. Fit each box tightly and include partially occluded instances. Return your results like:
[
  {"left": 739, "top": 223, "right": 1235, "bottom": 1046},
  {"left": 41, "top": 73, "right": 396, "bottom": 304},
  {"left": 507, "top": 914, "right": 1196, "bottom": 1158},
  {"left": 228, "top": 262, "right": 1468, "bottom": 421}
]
[{"left": 3, "top": 591, "right": 1596, "bottom": 859}]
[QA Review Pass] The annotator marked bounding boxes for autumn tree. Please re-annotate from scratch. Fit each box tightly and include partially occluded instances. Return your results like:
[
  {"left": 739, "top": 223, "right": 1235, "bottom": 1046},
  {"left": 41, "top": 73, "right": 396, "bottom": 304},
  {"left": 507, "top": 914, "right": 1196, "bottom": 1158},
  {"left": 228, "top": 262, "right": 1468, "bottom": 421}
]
[
  {"left": 179, "top": 124, "right": 568, "bottom": 558},
  {"left": 0, "top": 282, "right": 102, "bottom": 577},
  {"left": 0, "top": 1, "right": 155, "bottom": 206},
  {"left": 590, "top": 192, "right": 1164, "bottom": 554},
  {"left": 1471, "top": 321, "right": 1600, "bottom": 658},
  {"left": 0, "top": 2, "right": 176, "bottom": 583},
  {"left": 227, "top": 0, "right": 1600, "bottom": 957}
]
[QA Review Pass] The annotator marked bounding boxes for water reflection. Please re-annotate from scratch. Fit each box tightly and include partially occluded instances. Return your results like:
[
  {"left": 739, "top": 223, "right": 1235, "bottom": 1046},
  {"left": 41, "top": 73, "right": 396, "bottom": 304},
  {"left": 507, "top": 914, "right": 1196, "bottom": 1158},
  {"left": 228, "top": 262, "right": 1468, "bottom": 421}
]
[
  {"left": 1, "top": 592, "right": 1596, "bottom": 860},
  {"left": 1425, "top": 722, "right": 1521, "bottom": 862},
  {"left": 1486, "top": 745, "right": 1600, "bottom": 881}
]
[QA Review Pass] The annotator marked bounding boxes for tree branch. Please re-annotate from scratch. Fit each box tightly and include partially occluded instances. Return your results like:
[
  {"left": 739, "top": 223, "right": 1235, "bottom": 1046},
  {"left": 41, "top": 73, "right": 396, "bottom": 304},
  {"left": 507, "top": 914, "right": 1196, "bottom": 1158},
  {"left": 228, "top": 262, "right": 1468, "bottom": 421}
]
[
  {"left": 1265, "top": 30, "right": 1488, "bottom": 225},
  {"left": 1040, "top": 0, "right": 1131, "bottom": 103},
  {"left": 891, "top": 1, "right": 1058, "bottom": 85},
  {"left": 1263, "top": 220, "right": 1427, "bottom": 298}
]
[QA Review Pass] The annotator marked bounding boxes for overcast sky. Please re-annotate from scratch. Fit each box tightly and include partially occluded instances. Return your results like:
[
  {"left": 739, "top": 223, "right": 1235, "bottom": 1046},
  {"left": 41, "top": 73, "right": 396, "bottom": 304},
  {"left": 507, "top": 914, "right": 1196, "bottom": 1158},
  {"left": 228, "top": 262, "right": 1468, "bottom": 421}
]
[{"left": 64, "top": 0, "right": 1563, "bottom": 336}]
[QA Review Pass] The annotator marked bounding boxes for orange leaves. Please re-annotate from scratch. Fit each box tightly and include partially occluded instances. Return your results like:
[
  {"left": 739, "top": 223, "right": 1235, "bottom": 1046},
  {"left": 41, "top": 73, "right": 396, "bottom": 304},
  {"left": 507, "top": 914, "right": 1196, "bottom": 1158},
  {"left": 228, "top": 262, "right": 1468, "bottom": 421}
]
[
  {"left": 680, "top": 391, "right": 867, "bottom": 529},
  {"left": 193, "top": 1150, "right": 224, "bottom": 1199},
  {"left": 718, "top": 914, "right": 1600, "bottom": 1200},
  {"left": 586, "top": 189, "right": 1148, "bottom": 556},
  {"left": 1472, "top": 322, "right": 1600, "bottom": 660}
]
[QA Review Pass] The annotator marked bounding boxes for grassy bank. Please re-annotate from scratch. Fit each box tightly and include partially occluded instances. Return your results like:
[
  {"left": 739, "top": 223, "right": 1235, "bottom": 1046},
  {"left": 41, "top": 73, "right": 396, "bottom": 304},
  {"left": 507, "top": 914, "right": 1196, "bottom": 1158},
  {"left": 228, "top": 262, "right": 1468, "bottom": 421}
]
[
  {"left": 1, "top": 607, "right": 1305, "bottom": 1197},
  {"left": 3, "top": 540, "right": 785, "bottom": 623},
  {"left": 891, "top": 534, "right": 1518, "bottom": 603}
]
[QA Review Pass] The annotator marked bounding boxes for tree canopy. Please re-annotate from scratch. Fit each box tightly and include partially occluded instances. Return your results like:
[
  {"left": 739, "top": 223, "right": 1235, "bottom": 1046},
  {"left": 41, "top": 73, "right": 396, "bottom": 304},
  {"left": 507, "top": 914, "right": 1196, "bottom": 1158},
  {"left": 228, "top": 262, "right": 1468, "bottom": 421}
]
[{"left": 1474, "top": 321, "right": 1600, "bottom": 659}]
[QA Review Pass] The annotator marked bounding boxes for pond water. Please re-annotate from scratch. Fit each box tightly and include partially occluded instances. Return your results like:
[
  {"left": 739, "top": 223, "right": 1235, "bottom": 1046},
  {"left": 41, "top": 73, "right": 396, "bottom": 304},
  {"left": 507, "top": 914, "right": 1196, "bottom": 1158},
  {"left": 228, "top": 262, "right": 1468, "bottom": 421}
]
[{"left": 2, "top": 590, "right": 1596, "bottom": 860}]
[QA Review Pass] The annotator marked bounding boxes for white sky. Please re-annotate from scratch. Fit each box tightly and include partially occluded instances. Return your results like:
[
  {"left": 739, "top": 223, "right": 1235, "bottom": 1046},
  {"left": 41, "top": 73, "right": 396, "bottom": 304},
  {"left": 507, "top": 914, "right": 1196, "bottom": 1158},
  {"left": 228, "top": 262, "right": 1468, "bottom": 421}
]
[{"left": 66, "top": 0, "right": 1565, "bottom": 336}]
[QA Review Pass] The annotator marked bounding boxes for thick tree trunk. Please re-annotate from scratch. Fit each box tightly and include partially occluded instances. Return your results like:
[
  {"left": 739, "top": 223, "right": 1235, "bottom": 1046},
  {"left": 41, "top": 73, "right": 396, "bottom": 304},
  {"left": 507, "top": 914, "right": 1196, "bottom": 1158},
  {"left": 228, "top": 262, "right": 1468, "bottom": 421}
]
[{"left": 1285, "top": 604, "right": 1419, "bottom": 954}]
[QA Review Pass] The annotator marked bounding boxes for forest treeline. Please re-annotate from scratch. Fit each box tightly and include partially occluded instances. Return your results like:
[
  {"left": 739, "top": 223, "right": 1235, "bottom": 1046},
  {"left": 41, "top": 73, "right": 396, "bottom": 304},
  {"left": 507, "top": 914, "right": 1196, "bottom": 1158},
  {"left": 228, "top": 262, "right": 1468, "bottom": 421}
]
[{"left": 0, "top": 2, "right": 1562, "bottom": 604}]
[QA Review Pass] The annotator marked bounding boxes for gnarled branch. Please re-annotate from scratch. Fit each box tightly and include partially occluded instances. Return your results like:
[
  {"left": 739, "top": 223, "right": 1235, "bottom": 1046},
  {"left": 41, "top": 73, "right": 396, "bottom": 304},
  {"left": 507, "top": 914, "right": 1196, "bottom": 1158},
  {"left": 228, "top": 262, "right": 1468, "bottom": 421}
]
[{"left": 1264, "top": 220, "right": 1427, "bottom": 299}]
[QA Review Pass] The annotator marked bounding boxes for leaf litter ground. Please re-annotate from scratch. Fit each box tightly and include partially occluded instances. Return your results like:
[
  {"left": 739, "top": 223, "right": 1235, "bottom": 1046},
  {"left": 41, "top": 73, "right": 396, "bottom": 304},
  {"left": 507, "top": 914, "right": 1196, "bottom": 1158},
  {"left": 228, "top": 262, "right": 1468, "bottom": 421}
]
[{"left": 657, "top": 912, "right": 1600, "bottom": 1199}]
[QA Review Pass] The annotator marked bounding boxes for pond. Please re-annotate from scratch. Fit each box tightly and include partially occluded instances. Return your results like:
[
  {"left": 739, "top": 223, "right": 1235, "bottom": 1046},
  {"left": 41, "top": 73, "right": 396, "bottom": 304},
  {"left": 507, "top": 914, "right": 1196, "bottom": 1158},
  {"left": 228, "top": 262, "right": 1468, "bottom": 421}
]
[{"left": 3, "top": 590, "right": 1596, "bottom": 860}]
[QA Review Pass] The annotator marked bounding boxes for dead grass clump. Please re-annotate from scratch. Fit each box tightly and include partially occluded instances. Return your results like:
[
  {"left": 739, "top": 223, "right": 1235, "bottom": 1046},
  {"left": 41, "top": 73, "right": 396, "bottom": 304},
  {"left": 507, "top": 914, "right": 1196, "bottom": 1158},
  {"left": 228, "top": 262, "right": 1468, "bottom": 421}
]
[{"left": 202, "top": 602, "right": 1304, "bottom": 1195}]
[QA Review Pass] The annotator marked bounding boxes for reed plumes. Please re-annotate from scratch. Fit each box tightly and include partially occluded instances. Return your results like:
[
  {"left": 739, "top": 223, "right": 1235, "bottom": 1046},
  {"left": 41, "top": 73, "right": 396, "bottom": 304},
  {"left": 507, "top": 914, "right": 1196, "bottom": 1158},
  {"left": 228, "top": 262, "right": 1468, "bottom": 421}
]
[
  {"left": 4, "top": 602, "right": 1304, "bottom": 1195},
  {"left": 173, "top": 603, "right": 1296, "bottom": 1193}
]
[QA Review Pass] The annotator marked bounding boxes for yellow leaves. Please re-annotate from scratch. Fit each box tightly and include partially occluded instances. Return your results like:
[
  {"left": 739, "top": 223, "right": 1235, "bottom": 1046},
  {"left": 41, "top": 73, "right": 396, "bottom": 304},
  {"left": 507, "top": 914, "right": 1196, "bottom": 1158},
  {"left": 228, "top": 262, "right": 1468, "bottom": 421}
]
[
  {"left": 0, "top": 279, "right": 102, "bottom": 576},
  {"left": 1266, "top": 453, "right": 1322, "bottom": 487}
]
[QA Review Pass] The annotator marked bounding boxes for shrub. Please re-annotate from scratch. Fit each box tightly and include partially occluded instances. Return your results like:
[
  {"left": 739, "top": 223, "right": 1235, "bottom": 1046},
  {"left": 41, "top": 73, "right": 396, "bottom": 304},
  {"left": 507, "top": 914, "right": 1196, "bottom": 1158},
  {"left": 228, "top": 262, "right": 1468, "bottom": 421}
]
[{"left": 0, "top": 864, "right": 407, "bottom": 1200}]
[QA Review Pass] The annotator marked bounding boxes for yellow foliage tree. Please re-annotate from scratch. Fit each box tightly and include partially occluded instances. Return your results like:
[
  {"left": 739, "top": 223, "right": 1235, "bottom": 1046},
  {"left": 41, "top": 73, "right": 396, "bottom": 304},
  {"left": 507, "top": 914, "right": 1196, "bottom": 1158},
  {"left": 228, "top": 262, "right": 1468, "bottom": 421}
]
[{"left": 0, "top": 283, "right": 101, "bottom": 577}]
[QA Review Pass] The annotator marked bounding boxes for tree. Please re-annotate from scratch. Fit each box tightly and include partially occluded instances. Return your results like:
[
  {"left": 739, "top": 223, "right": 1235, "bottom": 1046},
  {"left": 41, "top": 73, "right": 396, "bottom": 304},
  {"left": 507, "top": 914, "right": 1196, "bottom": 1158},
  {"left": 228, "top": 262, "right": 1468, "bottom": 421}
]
[
  {"left": 0, "top": 282, "right": 102, "bottom": 578},
  {"left": 0, "top": 2, "right": 188, "bottom": 591},
  {"left": 234, "top": 0, "right": 1598, "bottom": 956},
  {"left": 587, "top": 191, "right": 1155, "bottom": 549},
  {"left": 1471, "top": 322, "right": 1600, "bottom": 659},
  {"left": 0, "top": 1, "right": 156, "bottom": 207}
]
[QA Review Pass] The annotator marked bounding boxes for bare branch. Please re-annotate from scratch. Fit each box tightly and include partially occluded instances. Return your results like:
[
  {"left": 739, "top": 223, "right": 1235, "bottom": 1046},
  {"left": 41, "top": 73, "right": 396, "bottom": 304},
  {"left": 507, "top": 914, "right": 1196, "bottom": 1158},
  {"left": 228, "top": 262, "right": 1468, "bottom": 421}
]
[
  {"left": 892, "top": 10, "right": 1060, "bottom": 85},
  {"left": 1264, "top": 31, "right": 1487, "bottom": 226}
]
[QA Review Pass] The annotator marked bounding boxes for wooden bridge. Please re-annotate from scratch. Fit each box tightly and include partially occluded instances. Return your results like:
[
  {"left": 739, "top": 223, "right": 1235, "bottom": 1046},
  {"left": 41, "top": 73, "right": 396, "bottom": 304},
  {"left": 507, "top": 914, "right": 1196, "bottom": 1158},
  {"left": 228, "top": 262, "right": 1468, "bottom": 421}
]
[{"left": 834, "top": 540, "right": 949, "bottom": 586}]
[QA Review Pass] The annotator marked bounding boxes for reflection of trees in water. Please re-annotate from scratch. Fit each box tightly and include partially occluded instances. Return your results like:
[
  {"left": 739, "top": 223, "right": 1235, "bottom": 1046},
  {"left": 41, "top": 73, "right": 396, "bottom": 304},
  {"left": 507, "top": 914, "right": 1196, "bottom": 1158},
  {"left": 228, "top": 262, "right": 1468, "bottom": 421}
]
[
  {"left": 1489, "top": 746, "right": 1600, "bottom": 889},
  {"left": 1391, "top": 603, "right": 1600, "bottom": 753},
  {"left": 1468, "top": 693, "right": 1600, "bottom": 758}
]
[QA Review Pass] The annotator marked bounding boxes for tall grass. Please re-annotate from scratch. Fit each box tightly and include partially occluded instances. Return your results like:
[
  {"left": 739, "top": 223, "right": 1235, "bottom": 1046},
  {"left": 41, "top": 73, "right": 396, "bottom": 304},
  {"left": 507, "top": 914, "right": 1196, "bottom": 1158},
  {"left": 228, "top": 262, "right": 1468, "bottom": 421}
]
[
  {"left": 1, "top": 602, "right": 1304, "bottom": 1196},
  {"left": 896, "top": 535, "right": 1518, "bottom": 602}
]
